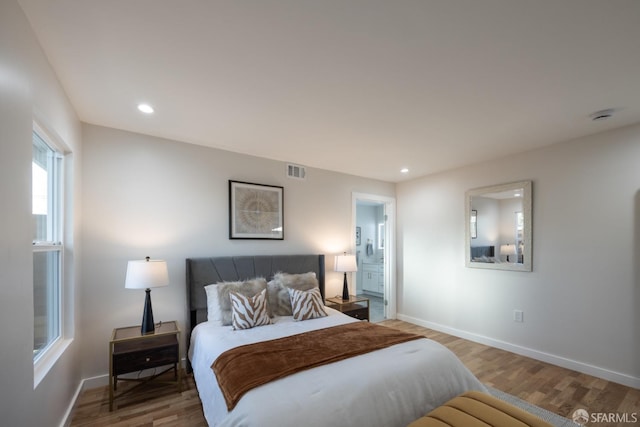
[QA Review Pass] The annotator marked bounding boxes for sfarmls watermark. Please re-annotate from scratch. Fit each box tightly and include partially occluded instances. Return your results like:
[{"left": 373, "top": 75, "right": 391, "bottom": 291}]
[{"left": 572, "top": 408, "right": 638, "bottom": 425}]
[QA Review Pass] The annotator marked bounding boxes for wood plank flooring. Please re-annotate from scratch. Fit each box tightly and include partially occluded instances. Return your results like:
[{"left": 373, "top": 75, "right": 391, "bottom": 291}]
[
  {"left": 70, "top": 320, "right": 639, "bottom": 426},
  {"left": 70, "top": 372, "right": 206, "bottom": 427},
  {"left": 381, "top": 320, "right": 640, "bottom": 426}
]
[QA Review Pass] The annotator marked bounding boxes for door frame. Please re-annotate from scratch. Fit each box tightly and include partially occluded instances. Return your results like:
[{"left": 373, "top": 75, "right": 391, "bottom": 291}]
[{"left": 351, "top": 192, "right": 396, "bottom": 320}]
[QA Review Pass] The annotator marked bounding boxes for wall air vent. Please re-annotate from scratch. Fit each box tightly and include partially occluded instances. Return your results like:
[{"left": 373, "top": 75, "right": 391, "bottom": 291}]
[{"left": 286, "top": 163, "right": 307, "bottom": 180}]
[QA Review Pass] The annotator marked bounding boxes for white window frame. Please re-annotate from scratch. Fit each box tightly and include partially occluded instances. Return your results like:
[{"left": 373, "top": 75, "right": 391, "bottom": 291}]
[{"left": 32, "top": 121, "right": 72, "bottom": 388}]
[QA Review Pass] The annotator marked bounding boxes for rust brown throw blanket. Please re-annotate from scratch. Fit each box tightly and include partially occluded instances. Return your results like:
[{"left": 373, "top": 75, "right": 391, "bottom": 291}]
[{"left": 212, "top": 321, "right": 424, "bottom": 410}]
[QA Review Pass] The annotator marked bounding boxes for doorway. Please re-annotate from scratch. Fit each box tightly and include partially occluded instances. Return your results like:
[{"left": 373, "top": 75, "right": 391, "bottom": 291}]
[{"left": 352, "top": 192, "right": 396, "bottom": 322}]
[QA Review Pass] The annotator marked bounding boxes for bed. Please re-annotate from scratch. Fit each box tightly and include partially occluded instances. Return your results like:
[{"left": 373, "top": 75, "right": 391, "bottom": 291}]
[
  {"left": 470, "top": 245, "right": 496, "bottom": 262},
  {"left": 186, "top": 254, "right": 486, "bottom": 427}
]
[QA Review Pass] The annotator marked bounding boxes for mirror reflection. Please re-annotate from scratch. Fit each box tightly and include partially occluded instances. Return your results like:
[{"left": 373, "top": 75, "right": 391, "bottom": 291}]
[{"left": 465, "top": 181, "right": 532, "bottom": 271}]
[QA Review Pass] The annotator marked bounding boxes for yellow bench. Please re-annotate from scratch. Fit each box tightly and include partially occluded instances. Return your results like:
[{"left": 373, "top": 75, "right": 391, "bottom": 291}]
[{"left": 408, "top": 391, "right": 553, "bottom": 427}]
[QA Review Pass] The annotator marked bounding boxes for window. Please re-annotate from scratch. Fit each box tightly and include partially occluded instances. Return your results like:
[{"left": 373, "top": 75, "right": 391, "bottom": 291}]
[{"left": 32, "top": 128, "right": 63, "bottom": 362}]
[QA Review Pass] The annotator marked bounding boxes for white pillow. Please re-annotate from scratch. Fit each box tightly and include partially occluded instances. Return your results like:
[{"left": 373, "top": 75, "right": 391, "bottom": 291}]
[{"left": 204, "top": 284, "right": 223, "bottom": 323}]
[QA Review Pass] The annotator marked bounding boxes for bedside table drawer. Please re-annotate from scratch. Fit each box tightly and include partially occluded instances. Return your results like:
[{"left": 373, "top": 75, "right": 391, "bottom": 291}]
[
  {"left": 349, "top": 307, "right": 369, "bottom": 321},
  {"left": 325, "top": 296, "right": 370, "bottom": 322},
  {"left": 113, "top": 344, "right": 178, "bottom": 375},
  {"left": 112, "top": 334, "right": 179, "bottom": 375}
]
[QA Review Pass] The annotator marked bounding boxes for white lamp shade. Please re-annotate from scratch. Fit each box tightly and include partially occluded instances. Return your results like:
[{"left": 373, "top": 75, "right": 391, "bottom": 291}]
[
  {"left": 500, "top": 244, "right": 516, "bottom": 256},
  {"left": 125, "top": 259, "right": 169, "bottom": 289},
  {"left": 334, "top": 254, "right": 358, "bottom": 272}
]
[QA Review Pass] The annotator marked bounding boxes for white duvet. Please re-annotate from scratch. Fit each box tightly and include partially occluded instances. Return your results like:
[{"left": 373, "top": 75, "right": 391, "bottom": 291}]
[{"left": 189, "top": 308, "right": 486, "bottom": 427}]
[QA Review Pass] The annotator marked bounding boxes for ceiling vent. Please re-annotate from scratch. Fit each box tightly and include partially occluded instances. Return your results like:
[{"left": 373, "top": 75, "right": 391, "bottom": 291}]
[{"left": 286, "top": 163, "right": 307, "bottom": 180}]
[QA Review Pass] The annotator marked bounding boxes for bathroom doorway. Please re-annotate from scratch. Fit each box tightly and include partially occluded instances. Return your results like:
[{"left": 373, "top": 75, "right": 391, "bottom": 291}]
[{"left": 352, "top": 192, "right": 396, "bottom": 322}]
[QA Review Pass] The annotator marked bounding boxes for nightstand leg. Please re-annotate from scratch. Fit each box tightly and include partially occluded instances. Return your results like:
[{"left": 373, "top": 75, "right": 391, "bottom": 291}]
[
  {"left": 109, "top": 344, "right": 114, "bottom": 411},
  {"left": 176, "top": 363, "right": 182, "bottom": 393},
  {"left": 109, "top": 376, "right": 114, "bottom": 410},
  {"left": 176, "top": 331, "right": 182, "bottom": 392}
]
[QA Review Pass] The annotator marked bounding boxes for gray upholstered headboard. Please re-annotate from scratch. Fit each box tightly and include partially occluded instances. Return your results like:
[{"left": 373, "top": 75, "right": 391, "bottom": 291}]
[
  {"left": 185, "top": 254, "right": 325, "bottom": 335},
  {"left": 470, "top": 245, "right": 495, "bottom": 259}
]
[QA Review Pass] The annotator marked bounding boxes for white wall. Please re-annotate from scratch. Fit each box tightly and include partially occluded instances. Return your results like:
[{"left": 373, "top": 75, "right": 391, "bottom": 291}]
[
  {"left": 397, "top": 123, "right": 640, "bottom": 387},
  {"left": 80, "top": 124, "right": 395, "bottom": 380},
  {"left": 0, "top": 1, "right": 82, "bottom": 425}
]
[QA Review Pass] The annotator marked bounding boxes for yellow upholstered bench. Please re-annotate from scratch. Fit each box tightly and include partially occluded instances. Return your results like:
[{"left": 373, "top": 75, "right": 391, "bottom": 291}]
[{"left": 408, "top": 391, "right": 553, "bottom": 427}]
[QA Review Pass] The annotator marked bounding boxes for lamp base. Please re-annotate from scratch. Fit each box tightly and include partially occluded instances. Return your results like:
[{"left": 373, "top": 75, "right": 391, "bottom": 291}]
[
  {"left": 342, "top": 272, "right": 350, "bottom": 301},
  {"left": 141, "top": 288, "right": 155, "bottom": 335}
]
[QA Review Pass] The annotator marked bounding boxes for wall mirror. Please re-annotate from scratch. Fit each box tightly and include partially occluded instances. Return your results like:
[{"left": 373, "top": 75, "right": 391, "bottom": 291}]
[{"left": 465, "top": 181, "right": 532, "bottom": 271}]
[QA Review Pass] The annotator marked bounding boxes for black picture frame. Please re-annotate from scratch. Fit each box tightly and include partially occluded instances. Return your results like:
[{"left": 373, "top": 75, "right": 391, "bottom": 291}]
[{"left": 229, "top": 180, "right": 284, "bottom": 240}]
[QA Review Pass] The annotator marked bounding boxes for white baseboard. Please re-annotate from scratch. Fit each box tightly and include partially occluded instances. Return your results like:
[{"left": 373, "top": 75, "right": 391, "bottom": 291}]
[
  {"left": 82, "top": 373, "right": 110, "bottom": 390},
  {"left": 397, "top": 313, "right": 640, "bottom": 389},
  {"left": 59, "top": 374, "right": 106, "bottom": 427},
  {"left": 59, "top": 378, "right": 83, "bottom": 427}
]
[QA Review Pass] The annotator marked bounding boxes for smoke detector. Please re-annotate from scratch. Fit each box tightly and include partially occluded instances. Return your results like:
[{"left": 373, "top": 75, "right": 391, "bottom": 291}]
[{"left": 589, "top": 109, "right": 615, "bottom": 121}]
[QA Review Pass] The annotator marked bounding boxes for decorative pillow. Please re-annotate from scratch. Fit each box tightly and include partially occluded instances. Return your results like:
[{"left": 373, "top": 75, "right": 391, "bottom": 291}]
[
  {"left": 204, "top": 283, "right": 222, "bottom": 323},
  {"left": 229, "top": 289, "right": 272, "bottom": 330},
  {"left": 287, "top": 287, "right": 327, "bottom": 321},
  {"left": 212, "top": 278, "right": 269, "bottom": 325},
  {"left": 267, "top": 272, "right": 319, "bottom": 316}
]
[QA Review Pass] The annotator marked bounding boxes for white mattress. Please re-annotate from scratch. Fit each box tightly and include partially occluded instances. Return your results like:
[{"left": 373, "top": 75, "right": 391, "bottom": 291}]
[{"left": 189, "top": 308, "right": 486, "bottom": 427}]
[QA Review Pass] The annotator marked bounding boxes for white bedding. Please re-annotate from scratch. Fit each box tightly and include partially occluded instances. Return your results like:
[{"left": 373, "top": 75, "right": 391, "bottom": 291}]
[{"left": 189, "top": 308, "right": 486, "bottom": 427}]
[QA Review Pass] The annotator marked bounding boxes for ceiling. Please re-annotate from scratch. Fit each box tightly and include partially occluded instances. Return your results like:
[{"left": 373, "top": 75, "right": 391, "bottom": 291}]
[{"left": 18, "top": 0, "right": 640, "bottom": 183}]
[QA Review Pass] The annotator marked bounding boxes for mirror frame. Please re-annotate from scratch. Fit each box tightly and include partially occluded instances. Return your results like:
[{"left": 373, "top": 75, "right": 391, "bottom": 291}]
[{"left": 465, "top": 181, "right": 532, "bottom": 272}]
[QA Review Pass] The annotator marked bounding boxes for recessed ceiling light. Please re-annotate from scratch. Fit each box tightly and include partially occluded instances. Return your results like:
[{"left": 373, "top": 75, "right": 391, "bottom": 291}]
[
  {"left": 137, "top": 103, "right": 154, "bottom": 114},
  {"left": 400, "top": 168, "right": 409, "bottom": 174}
]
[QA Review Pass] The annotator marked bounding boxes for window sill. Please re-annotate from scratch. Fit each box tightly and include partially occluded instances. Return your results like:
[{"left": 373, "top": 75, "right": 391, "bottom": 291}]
[{"left": 34, "top": 337, "right": 73, "bottom": 388}]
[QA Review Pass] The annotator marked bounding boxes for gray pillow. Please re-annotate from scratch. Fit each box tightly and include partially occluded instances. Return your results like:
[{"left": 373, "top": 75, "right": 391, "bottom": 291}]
[
  {"left": 267, "top": 272, "right": 318, "bottom": 316},
  {"left": 215, "top": 278, "right": 268, "bottom": 325}
]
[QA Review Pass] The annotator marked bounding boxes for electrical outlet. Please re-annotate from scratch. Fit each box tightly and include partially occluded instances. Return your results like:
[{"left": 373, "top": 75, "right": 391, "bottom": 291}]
[{"left": 513, "top": 309, "right": 524, "bottom": 323}]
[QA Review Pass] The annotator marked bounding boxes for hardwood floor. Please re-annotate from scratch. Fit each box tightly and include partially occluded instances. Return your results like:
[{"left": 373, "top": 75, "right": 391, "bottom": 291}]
[
  {"left": 70, "top": 372, "right": 206, "bottom": 427},
  {"left": 381, "top": 320, "right": 640, "bottom": 426},
  {"left": 70, "top": 320, "right": 639, "bottom": 426}
]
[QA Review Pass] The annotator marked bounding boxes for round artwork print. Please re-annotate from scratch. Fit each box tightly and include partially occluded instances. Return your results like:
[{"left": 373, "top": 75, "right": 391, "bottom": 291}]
[{"left": 234, "top": 187, "right": 280, "bottom": 234}]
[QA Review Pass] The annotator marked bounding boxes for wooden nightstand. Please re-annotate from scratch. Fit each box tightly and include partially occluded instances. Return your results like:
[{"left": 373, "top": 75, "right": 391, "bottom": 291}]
[
  {"left": 109, "top": 321, "right": 181, "bottom": 411},
  {"left": 326, "top": 295, "right": 370, "bottom": 321}
]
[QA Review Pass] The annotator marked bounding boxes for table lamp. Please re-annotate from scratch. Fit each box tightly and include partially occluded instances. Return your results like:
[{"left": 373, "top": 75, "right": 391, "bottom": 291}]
[
  {"left": 125, "top": 256, "right": 169, "bottom": 334},
  {"left": 500, "top": 244, "right": 516, "bottom": 262},
  {"left": 335, "top": 252, "right": 358, "bottom": 300}
]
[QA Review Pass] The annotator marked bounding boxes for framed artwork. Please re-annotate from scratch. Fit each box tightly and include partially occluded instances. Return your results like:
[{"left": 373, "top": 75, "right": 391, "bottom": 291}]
[
  {"left": 229, "top": 180, "right": 284, "bottom": 239},
  {"left": 470, "top": 209, "right": 477, "bottom": 239},
  {"left": 356, "top": 227, "right": 361, "bottom": 246}
]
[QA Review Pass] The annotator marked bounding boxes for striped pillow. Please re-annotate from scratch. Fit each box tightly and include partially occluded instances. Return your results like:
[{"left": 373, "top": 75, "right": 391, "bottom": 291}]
[
  {"left": 287, "top": 287, "right": 327, "bottom": 321},
  {"left": 267, "top": 272, "right": 319, "bottom": 316},
  {"left": 229, "top": 289, "right": 272, "bottom": 330}
]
